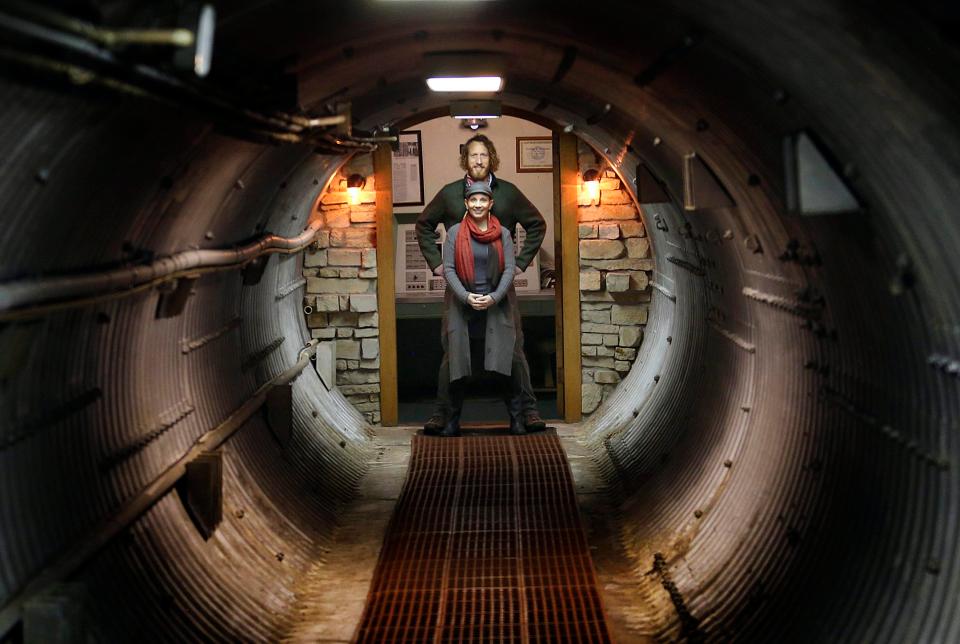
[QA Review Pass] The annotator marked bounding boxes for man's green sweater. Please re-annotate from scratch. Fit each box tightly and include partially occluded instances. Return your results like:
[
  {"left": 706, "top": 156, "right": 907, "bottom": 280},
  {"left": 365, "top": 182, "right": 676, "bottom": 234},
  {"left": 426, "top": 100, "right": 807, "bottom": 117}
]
[{"left": 415, "top": 175, "right": 546, "bottom": 272}]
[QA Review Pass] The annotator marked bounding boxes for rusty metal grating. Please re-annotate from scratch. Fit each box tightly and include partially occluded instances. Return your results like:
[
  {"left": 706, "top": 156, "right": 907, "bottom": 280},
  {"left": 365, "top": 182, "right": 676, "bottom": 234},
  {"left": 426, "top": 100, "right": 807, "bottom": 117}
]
[{"left": 355, "top": 432, "right": 612, "bottom": 642}]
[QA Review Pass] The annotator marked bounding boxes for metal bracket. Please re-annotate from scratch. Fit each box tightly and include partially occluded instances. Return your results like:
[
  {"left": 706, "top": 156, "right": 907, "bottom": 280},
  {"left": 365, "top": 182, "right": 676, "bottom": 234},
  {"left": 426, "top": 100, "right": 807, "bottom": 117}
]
[
  {"left": 682, "top": 152, "right": 735, "bottom": 211},
  {"left": 155, "top": 275, "right": 198, "bottom": 319},
  {"left": 179, "top": 451, "right": 222, "bottom": 540},
  {"left": 635, "top": 163, "right": 671, "bottom": 204}
]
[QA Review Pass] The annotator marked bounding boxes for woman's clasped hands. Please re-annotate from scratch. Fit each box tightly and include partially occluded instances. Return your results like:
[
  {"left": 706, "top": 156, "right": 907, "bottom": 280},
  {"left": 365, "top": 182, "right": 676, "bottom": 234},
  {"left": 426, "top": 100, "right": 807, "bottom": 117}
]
[{"left": 467, "top": 293, "right": 494, "bottom": 310}]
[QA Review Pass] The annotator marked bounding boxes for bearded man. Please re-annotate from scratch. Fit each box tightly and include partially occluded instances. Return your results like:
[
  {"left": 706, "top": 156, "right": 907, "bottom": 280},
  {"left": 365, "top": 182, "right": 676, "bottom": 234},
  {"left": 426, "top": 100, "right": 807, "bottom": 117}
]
[{"left": 415, "top": 134, "right": 547, "bottom": 434}]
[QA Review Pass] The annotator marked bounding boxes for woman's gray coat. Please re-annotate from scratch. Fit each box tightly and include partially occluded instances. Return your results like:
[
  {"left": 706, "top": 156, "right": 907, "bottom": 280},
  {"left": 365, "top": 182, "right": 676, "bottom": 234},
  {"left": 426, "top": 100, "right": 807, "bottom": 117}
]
[{"left": 442, "top": 222, "right": 519, "bottom": 381}]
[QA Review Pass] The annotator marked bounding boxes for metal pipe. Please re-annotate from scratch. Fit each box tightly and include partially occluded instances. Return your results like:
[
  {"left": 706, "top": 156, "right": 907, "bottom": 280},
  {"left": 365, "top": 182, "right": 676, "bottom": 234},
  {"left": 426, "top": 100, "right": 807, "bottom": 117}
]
[
  {"left": 0, "top": 218, "right": 323, "bottom": 320},
  {"left": 0, "top": 339, "right": 320, "bottom": 637}
]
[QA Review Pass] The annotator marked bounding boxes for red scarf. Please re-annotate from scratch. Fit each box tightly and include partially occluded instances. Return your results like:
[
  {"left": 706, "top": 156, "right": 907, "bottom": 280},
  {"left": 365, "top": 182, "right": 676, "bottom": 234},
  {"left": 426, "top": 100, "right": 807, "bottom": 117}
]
[{"left": 454, "top": 214, "right": 505, "bottom": 287}]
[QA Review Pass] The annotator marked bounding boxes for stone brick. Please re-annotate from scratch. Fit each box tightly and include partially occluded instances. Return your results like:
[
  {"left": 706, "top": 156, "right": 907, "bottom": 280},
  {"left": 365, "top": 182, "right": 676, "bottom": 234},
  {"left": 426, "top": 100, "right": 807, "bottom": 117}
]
[
  {"left": 596, "top": 345, "right": 615, "bottom": 357},
  {"left": 315, "top": 229, "right": 331, "bottom": 248},
  {"left": 619, "top": 221, "right": 645, "bottom": 238},
  {"left": 313, "top": 295, "right": 339, "bottom": 312},
  {"left": 306, "top": 277, "right": 370, "bottom": 293},
  {"left": 581, "top": 290, "right": 652, "bottom": 303},
  {"left": 338, "top": 268, "right": 359, "bottom": 278},
  {"left": 579, "top": 239, "right": 625, "bottom": 259},
  {"left": 349, "top": 204, "right": 376, "bottom": 223},
  {"left": 330, "top": 312, "right": 360, "bottom": 327},
  {"left": 311, "top": 327, "right": 336, "bottom": 339},
  {"left": 615, "top": 361, "right": 631, "bottom": 372},
  {"left": 581, "top": 309, "right": 611, "bottom": 324},
  {"left": 582, "top": 333, "right": 602, "bottom": 345},
  {"left": 306, "top": 312, "right": 328, "bottom": 327},
  {"left": 354, "top": 401, "right": 380, "bottom": 413},
  {"left": 323, "top": 205, "right": 352, "bottom": 228},
  {"left": 359, "top": 312, "right": 379, "bottom": 328},
  {"left": 336, "top": 359, "right": 347, "bottom": 371},
  {"left": 350, "top": 294, "right": 378, "bottom": 313},
  {"left": 619, "top": 326, "right": 643, "bottom": 347},
  {"left": 629, "top": 271, "right": 649, "bottom": 290},
  {"left": 336, "top": 339, "right": 360, "bottom": 360},
  {"left": 336, "top": 328, "right": 353, "bottom": 338},
  {"left": 361, "top": 249, "right": 377, "bottom": 268},
  {"left": 346, "top": 360, "right": 359, "bottom": 369},
  {"left": 578, "top": 205, "right": 637, "bottom": 221},
  {"left": 603, "top": 334, "right": 619, "bottom": 346},
  {"left": 331, "top": 227, "right": 376, "bottom": 247},
  {"left": 601, "top": 189, "right": 633, "bottom": 205},
  {"left": 328, "top": 248, "right": 363, "bottom": 266},
  {"left": 615, "top": 347, "right": 637, "bottom": 361},
  {"left": 581, "top": 346, "right": 598, "bottom": 357},
  {"left": 598, "top": 224, "right": 620, "bottom": 239},
  {"left": 339, "top": 296, "right": 350, "bottom": 311},
  {"left": 578, "top": 224, "right": 598, "bottom": 239},
  {"left": 359, "top": 268, "right": 378, "bottom": 278},
  {"left": 606, "top": 272, "right": 630, "bottom": 293},
  {"left": 321, "top": 191, "right": 349, "bottom": 205},
  {"left": 599, "top": 177, "right": 620, "bottom": 191},
  {"left": 339, "top": 384, "right": 380, "bottom": 395},
  {"left": 337, "top": 370, "right": 380, "bottom": 385},
  {"left": 611, "top": 304, "right": 648, "bottom": 325},
  {"left": 581, "top": 368, "right": 595, "bottom": 383},
  {"left": 580, "top": 258, "right": 654, "bottom": 271},
  {"left": 581, "top": 303, "right": 612, "bottom": 310},
  {"left": 354, "top": 328, "right": 379, "bottom": 338},
  {"left": 304, "top": 249, "right": 327, "bottom": 267},
  {"left": 302, "top": 268, "right": 320, "bottom": 277},
  {"left": 360, "top": 357, "right": 381, "bottom": 369},
  {"left": 626, "top": 237, "right": 650, "bottom": 259},
  {"left": 582, "top": 356, "right": 616, "bottom": 369},
  {"left": 361, "top": 338, "right": 380, "bottom": 359},
  {"left": 582, "top": 383, "right": 602, "bottom": 414},
  {"left": 581, "top": 322, "right": 618, "bottom": 334},
  {"left": 319, "top": 268, "right": 339, "bottom": 278},
  {"left": 594, "top": 369, "right": 620, "bottom": 384},
  {"left": 579, "top": 270, "right": 601, "bottom": 291}
]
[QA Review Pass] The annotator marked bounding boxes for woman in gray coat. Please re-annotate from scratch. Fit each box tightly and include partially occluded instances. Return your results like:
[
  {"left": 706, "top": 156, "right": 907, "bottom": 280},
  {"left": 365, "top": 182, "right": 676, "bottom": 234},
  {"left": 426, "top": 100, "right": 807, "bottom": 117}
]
[{"left": 437, "top": 181, "right": 523, "bottom": 436}]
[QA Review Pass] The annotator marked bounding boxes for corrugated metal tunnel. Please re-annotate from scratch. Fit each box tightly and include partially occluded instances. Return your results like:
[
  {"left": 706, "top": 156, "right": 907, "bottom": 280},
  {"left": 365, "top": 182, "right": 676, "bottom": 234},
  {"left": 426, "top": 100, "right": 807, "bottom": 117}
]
[{"left": 1, "top": 1, "right": 958, "bottom": 641}]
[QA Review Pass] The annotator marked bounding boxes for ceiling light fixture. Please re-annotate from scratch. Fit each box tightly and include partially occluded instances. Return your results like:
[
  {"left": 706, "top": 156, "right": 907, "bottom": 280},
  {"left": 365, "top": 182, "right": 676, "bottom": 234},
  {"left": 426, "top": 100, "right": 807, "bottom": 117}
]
[
  {"left": 426, "top": 76, "right": 503, "bottom": 93},
  {"left": 449, "top": 99, "right": 501, "bottom": 120}
]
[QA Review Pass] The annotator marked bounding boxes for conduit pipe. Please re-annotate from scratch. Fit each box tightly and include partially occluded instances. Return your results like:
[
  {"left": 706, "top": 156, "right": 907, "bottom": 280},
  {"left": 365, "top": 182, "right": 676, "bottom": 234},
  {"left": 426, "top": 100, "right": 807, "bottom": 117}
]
[{"left": 0, "top": 217, "right": 324, "bottom": 319}]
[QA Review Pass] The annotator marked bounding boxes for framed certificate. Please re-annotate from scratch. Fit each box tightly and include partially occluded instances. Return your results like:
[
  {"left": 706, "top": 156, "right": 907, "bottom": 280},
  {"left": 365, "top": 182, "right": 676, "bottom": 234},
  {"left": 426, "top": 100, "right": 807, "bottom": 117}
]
[
  {"left": 516, "top": 136, "right": 553, "bottom": 173},
  {"left": 392, "top": 130, "right": 425, "bottom": 206}
]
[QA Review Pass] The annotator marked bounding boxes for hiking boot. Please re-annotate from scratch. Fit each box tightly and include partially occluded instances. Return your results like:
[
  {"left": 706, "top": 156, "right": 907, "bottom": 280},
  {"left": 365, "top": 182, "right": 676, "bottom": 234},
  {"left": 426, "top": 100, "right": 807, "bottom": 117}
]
[
  {"left": 524, "top": 412, "right": 546, "bottom": 432},
  {"left": 423, "top": 414, "right": 445, "bottom": 435}
]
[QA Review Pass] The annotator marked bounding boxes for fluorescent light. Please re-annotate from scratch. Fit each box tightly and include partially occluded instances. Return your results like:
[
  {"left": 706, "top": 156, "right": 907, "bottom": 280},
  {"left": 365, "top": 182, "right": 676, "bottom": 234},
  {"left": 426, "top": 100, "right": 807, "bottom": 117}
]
[
  {"left": 453, "top": 115, "right": 500, "bottom": 119},
  {"left": 427, "top": 76, "right": 503, "bottom": 92}
]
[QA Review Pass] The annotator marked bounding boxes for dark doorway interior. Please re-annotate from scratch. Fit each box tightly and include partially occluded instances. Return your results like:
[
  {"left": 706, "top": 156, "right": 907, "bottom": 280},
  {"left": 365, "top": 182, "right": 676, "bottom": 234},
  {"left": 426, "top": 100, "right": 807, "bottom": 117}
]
[{"left": 396, "top": 313, "right": 558, "bottom": 424}]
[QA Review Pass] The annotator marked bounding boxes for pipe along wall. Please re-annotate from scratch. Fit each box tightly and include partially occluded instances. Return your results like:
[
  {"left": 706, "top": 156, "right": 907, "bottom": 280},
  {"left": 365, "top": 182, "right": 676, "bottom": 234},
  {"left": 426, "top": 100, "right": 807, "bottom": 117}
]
[{"left": 1, "top": 1, "right": 958, "bottom": 640}]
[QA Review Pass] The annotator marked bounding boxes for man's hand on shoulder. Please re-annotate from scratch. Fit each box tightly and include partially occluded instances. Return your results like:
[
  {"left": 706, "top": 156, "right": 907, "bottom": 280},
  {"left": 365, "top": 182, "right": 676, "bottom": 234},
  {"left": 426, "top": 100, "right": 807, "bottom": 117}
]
[
  {"left": 433, "top": 265, "right": 445, "bottom": 277},
  {"left": 514, "top": 266, "right": 523, "bottom": 276}
]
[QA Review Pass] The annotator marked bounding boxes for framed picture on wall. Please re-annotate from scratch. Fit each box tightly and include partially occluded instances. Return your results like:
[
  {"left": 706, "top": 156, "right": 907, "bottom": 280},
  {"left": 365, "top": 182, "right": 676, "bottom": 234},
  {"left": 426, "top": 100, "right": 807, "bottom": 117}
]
[
  {"left": 392, "top": 130, "right": 425, "bottom": 206},
  {"left": 516, "top": 136, "right": 553, "bottom": 173}
]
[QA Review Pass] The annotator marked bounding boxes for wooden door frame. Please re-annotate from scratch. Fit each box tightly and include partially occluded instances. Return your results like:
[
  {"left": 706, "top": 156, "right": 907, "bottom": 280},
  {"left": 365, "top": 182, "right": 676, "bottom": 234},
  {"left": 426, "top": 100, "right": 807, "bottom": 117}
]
[
  {"left": 373, "top": 144, "right": 399, "bottom": 425},
  {"left": 554, "top": 132, "right": 582, "bottom": 422}
]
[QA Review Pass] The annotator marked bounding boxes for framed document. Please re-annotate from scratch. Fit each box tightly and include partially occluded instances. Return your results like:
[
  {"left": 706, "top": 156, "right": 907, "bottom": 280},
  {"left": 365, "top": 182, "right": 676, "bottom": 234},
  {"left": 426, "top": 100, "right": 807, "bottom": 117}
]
[
  {"left": 516, "top": 136, "right": 553, "bottom": 173},
  {"left": 392, "top": 130, "right": 425, "bottom": 206}
]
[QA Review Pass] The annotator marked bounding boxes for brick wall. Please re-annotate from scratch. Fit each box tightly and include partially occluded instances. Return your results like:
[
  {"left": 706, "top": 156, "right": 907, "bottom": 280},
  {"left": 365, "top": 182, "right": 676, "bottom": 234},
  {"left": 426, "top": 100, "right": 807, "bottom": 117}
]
[
  {"left": 302, "top": 154, "right": 382, "bottom": 424},
  {"left": 577, "top": 142, "right": 652, "bottom": 416}
]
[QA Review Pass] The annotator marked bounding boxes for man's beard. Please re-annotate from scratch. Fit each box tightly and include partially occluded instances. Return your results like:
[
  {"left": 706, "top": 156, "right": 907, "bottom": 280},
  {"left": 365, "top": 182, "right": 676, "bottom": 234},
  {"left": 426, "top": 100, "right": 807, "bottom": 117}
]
[{"left": 468, "top": 165, "right": 489, "bottom": 180}]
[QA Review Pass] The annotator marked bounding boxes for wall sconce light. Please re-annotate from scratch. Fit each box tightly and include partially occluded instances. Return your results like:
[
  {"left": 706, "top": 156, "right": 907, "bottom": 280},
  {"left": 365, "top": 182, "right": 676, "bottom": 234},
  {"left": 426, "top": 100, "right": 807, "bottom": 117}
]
[
  {"left": 346, "top": 174, "right": 366, "bottom": 205},
  {"left": 582, "top": 168, "right": 601, "bottom": 205}
]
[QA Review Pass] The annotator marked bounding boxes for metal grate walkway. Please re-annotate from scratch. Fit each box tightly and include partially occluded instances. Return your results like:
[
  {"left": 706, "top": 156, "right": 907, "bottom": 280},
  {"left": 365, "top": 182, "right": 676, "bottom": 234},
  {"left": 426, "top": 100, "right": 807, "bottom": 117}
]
[{"left": 355, "top": 431, "right": 612, "bottom": 642}]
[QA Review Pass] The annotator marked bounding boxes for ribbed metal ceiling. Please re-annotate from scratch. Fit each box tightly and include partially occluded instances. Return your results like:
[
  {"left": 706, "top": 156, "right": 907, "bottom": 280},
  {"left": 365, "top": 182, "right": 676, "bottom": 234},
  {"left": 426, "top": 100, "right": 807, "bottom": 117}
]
[{"left": 1, "top": 0, "right": 957, "bottom": 640}]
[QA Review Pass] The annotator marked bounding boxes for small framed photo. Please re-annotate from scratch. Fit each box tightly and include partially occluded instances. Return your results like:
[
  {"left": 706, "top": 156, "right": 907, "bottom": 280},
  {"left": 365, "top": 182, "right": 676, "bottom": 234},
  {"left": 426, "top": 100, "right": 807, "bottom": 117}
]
[
  {"left": 516, "top": 136, "right": 554, "bottom": 173},
  {"left": 392, "top": 130, "right": 425, "bottom": 206}
]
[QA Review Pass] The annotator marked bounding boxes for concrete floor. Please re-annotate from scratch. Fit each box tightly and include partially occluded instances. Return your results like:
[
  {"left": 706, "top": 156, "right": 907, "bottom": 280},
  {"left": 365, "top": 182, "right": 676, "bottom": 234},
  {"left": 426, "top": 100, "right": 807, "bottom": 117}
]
[{"left": 284, "top": 425, "right": 650, "bottom": 643}]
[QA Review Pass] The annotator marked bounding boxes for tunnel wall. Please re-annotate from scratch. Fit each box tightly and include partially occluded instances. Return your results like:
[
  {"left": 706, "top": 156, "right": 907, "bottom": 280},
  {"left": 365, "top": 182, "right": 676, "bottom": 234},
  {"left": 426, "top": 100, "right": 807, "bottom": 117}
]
[
  {"left": 0, "top": 1, "right": 958, "bottom": 641},
  {"left": 0, "top": 80, "right": 374, "bottom": 640}
]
